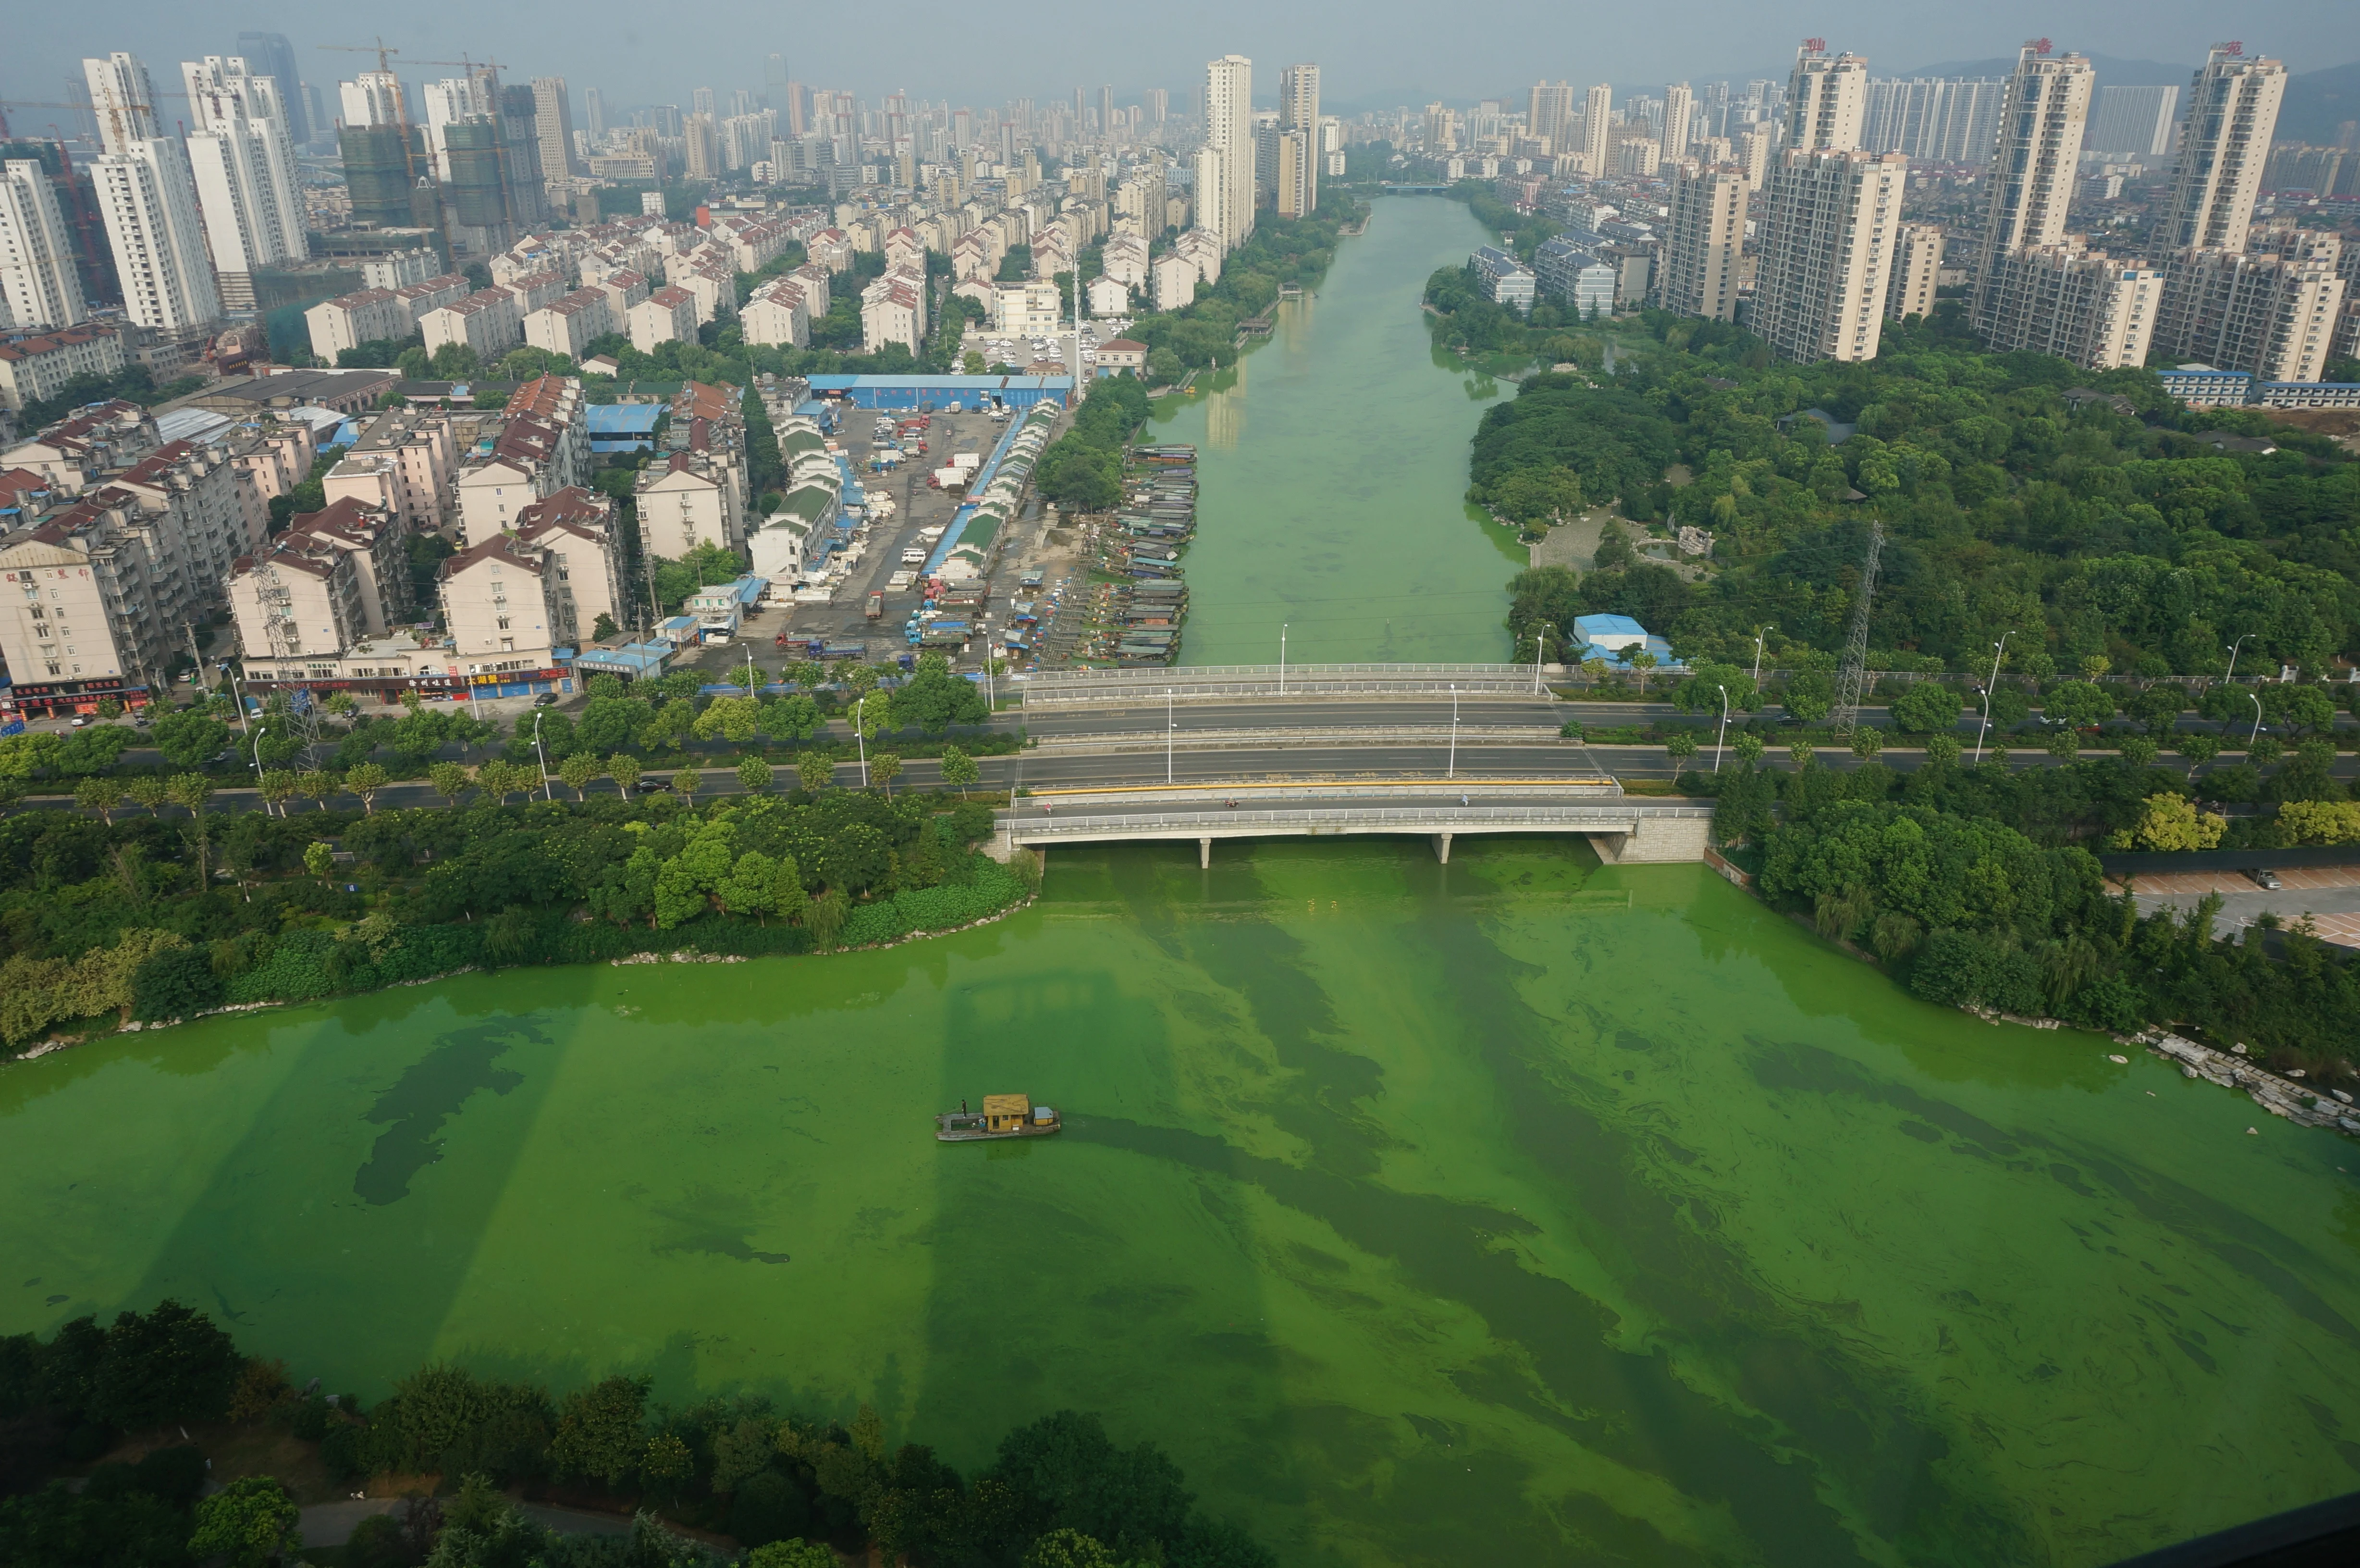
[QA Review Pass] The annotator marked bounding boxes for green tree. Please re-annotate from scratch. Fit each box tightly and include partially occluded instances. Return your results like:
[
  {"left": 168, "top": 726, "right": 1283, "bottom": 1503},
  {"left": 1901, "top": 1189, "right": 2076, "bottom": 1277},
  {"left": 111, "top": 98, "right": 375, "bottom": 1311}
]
[
  {"left": 870, "top": 753, "right": 902, "bottom": 796},
  {"left": 2178, "top": 731, "right": 2223, "bottom": 777},
  {"left": 187, "top": 1475, "right": 299, "bottom": 1568},
  {"left": 747, "top": 1543, "right": 837, "bottom": 1568},
  {"left": 672, "top": 766, "right": 703, "bottom": 804},
  {"left": 1024, "top": 1529, "right": 1124, "bottom": 1568},
  {"left": 1664, "top": 733, "right": 1698, "bottom": 771},
  {"left": 1888, "top": 682, "right": 1964, "bottom": 735},
  {"left": 151, "top": 710, "right": 230, "bottom": 769},
  {"left": 428, "top": 762, "right": 472, "bottom": 808},
  {"left": 1782, "top": 670, "right": 1834, "bottom": 723},
  {"left": 1849, "top": 727, "right": 1884, "bottom": 762},
  {"left": 737, "top": 754, "right": 773, "bottom": 794},
  {"left": 550, "top": 1375, "right": 650, "bottom": 1487},
  {"left": 1626, "top": 649, "right": 1658, "bottom": 694},
  {"left": 607, "top": 753, "right": 644, "bottom": 795},
  {"left": 561, "top": 751, "right": 605, "bottom": 799},
  {"left": 2041, "top": 681, "right": 2115, "bottom": 729},
  {"left": 2131, "top": 794, "right": 2226, "bottom": 850},
  {"left": 1788, "top": 739, "right": 1816, "bottom": 770},
  {"left": 74, "top": 775, "right": 123, "bottom": 823},
  {"left": 346, "top": 761, "right": 390, "bottom": 813},
  {"left": 304, "top": 842, "right": 335, "bottom": 884},
  {"left": 940, "top": 746, "right": 981, "bottom": 796},
  {"left": 258, "top": 769, "right": 299, "bottom": 817},
  {"left": 127, "top": 776, "right": 171, "bottom": 817},
  {"left": 1733, "top": 732, "right": 1766, "bottom": 766},
  {"left": 798, "top": 750, "right": 835, "bottom": 793}
]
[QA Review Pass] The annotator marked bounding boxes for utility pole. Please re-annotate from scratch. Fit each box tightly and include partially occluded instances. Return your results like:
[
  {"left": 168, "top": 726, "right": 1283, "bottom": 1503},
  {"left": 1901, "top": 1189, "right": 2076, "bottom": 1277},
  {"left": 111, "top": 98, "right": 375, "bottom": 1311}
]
[{"left": 1830, "top": 520, "right": 1882, "bottom": 739}]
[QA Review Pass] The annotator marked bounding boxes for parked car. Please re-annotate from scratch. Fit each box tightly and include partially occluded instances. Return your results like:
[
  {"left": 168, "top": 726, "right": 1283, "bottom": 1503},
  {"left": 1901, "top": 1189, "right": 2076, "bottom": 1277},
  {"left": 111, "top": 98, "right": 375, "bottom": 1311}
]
[
  {"left": 2250, "top": 868, "right": 2285, "bottom": 890},
  {"left": 533, "top": 690, "right": 559, "bottom": 706},
  {"left": 70, "top": 715, "right": 90, "bottom": 728}
]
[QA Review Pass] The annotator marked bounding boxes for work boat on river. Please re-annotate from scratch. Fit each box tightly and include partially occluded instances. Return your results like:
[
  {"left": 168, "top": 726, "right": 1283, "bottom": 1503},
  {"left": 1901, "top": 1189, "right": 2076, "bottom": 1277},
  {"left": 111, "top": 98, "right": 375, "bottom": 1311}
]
[{"left": 937, "top": 1094, "right": 1061, "bottom": 1141}]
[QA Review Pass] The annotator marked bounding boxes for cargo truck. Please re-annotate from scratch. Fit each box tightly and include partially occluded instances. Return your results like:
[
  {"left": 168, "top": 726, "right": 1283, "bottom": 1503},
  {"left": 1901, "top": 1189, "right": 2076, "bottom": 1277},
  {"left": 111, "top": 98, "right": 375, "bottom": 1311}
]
[{"left": 865, "top": 591, "right": 884, "bottom": 620}]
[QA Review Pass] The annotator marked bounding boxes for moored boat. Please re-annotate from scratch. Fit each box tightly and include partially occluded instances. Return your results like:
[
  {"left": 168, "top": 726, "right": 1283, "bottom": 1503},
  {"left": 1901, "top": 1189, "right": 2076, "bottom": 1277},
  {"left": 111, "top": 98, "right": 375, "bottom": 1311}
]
[{"left": 936, "top": 1093, "right": 1061, "bottom": 1141}]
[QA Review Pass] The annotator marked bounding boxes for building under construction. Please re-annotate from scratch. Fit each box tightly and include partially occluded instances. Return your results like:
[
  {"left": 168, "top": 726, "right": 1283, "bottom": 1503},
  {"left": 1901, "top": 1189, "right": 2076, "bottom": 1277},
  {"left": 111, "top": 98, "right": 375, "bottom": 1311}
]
[{"left": 338, "top": 122, "right": 429, "bottom": 230}]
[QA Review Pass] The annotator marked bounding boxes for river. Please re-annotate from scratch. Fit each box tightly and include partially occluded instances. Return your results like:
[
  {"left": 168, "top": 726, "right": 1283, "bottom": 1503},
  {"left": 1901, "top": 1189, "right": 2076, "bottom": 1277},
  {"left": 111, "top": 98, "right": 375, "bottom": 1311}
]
[
  {"left": 6, "top": 203, "right": 2360, "bottom": 1568},
  {"left": 1151, "top": 198, "right": 1526, "bottom": 666}
]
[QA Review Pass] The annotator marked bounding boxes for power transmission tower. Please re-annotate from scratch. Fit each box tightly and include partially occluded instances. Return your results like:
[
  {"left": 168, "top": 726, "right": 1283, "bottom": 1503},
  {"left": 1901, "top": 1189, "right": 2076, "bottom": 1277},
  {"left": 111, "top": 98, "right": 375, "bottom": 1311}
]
[{"left": 1830, "top": 519, "right": 1882, "bottom": 738}]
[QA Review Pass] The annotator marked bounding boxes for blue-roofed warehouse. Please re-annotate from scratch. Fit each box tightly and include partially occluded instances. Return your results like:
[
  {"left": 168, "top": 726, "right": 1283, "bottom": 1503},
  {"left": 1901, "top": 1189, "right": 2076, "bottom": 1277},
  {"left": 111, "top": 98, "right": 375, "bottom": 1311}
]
[
  {"left": 586, "top": 403, "right": 664, "bottom": 453},
  {"left": 1572, "top": 613, "right": 1684, "bottom": 671},
  {"left": 804, "top": 374, "right": 1073, "bottom": 410}
]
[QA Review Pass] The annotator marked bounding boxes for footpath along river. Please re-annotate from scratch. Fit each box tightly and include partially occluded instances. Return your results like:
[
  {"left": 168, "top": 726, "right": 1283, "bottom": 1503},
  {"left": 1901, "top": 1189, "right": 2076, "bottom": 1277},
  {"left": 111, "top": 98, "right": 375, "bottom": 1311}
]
[
  {"left": 5, "top": 204, "right": 2360, "bottom": 1568},
  {"left": 1149, "top": 197, "right": 1525, "bottom": 666}
]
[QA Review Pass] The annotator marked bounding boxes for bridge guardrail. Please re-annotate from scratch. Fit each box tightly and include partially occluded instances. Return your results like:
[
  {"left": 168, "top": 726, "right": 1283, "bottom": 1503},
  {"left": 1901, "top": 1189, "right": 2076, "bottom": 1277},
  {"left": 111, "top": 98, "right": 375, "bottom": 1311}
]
[
  {"left": 1008, "top": 805, "right": 1708, "bottom": 837},
  {"left": 1029, "top": 725, "right": 1567, "bottom": 749}
]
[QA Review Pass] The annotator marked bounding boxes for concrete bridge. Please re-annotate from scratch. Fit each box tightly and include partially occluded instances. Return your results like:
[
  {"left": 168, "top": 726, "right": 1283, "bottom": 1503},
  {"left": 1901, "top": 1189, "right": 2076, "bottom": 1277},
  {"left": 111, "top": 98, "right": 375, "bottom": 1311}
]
[
  {"left": 996, "top": 780, "right": 1712, "bottom": 866},
  {"left": 1020, "top": 662, "right": 1564, "bottom": 707}
]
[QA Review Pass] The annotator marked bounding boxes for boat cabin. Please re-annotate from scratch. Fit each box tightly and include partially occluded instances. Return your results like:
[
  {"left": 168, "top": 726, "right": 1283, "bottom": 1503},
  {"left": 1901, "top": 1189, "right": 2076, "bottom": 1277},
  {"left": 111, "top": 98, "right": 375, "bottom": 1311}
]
[{"left": 983, "top": 1093, "right": 1032, "bottom": 1133}]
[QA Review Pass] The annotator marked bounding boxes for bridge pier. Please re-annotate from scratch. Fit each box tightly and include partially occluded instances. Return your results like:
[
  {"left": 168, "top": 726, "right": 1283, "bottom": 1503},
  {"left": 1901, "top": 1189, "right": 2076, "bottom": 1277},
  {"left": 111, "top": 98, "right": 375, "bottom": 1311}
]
[
  {"left": 1199, "top": 836, "right": 1211, "bottom": 869},
  {"left": 1432, "top": 832, "right": 1452, "bottom": 864},
  {"left": 1588, "top": 813, "right": 1710, "bottom": 864}
]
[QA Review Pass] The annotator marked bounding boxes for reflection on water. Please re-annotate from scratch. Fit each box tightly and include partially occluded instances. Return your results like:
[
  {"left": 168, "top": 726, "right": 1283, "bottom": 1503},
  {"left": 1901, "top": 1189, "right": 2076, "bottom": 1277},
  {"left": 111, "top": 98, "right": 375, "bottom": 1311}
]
[{"left": 1205, "top": 347, "right": 1246, "bottom": 452}]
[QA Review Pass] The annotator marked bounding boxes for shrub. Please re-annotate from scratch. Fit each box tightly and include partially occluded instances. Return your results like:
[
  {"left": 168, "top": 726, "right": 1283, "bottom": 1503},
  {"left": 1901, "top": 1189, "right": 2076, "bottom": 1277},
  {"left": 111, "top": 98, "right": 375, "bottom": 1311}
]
[
  {"left": 130, "top": 944, "right": 224, "bottom": 1021},
  {"left": 1908, "top": 929, "right": 2043, "bottom": 1015}
]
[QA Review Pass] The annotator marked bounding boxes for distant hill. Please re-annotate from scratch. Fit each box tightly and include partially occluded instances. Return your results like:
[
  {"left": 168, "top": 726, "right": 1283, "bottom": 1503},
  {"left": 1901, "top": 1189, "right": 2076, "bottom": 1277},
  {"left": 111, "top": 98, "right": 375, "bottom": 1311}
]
[{"left": 2275, "top": 61, "right": 2360, "bottom": 146}]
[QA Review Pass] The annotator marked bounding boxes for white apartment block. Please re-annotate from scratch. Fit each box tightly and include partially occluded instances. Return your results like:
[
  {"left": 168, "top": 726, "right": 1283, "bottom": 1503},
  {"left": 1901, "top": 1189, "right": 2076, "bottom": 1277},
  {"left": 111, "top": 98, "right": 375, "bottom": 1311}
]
[
  {"left": 635, "top": 451, "right": 743, "bottom": 558},
  {"left": 1971, "top": 47, "right": 2093, "bottom": 340},
  {"left": 1, "top": 401, "right": 159, "bottom": 493},
  {"left": 391, "top": 274, "right": 470, "bottom": 327},
  {"left": 360, "top": 248, "right": 442, "bottom": 290},
  {"left": 994, "top": 281, "right": 1063, "bottom": 335},
  {"left": 0, "top": 325, "right": 126, "bottom": 412},
  {"left": 0, "top": 161, "right": 89, "bottom": 331},
  {"left": 579, "top": 268, "right": 650, "bottom": 324},
  {"left": 524, "top": 289, "right": 616, "bottom": 361},
  {"left": 420, "top": 289, "right": 525, "bottom": 361},
  {"left": 455, "top": 458, "right": 547, "bottom": 547},
  {"left": 325, "top": 408, "right": 455, "bottom": 533},
  {"left": 628, "top": 285, "right": 699, "bottom": 352},
  {"left": 2157, "top": 47, "right": 2287, "bottom": 255},
  {"left": 228, "top": 530, "right": 370, "bottom": 665},
  {"left": 437, "top": 532, "right": 565, "bottom": 674},
  {"left": 1101, "top": 233, "right": 1151, "bottom": 289},
  {"left": 110, "top": 438, "right": 267, "bottom": 596},
  {"left": 1785, "top": 48, "right": 1870, "bottom": 152},
  {"left": 225, "top": 413, "right": 320, "bottom": 512},
  {"left": 511, "top": 487, "right": 623, "bottom": 646},
  {"left": 181, "top": 55, "right": 308, "bottom": 313},
  {"left": 499, "top": 268, "right": 568, "bottom": 316},
  {"left": 2153, "top": 238, "right": 2348, "bottom": 384},
  {"left": 305, "top": 288, "right": 410, "bottom": 362},
  {"left": 862, "top": 280, "right": 924, "bottom": 356},
  {"left": 1974, "top": 247, "right": 2161, "bottom": 369},
  {"left": 1152, "top": 255, "right": 1199, "bottom": 311},
  {"left": 1202, "top": 55, "right": 1255, "bottom": 252},
  {"left": 1659, "top": 160, "right": 1747, "bottom": 321},
  {"left": 0, "top": 496, "right": 176, "bottom": 707},
  {"left": 93, "top": 140, "right": 222, "bottom": 330},
  {"left": 741, "top": 279, "right": 809, "bottom": 349},
  {"left": 1753, "top": 148, "right": 1908, "bottom": 364},
  {"left": 1886, "top": 225, "right": 1946, "bottom": 322},
  {"left": 789, "top": 262, "right": 832, "bottom": 318}
]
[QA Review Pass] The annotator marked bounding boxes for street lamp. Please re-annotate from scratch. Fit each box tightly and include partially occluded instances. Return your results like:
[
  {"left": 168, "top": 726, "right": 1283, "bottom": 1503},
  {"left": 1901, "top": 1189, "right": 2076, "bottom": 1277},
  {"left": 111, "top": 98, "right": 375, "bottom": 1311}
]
[
  {"left": 2225, "top": 634, "right": 2252, "bottom": 685},
  {"left": 2249, "top": 691, "right": 2264, "bottom": 749},
  {"left": 1973, "top": 631, "right": 2013, "bottom": 765},
  {"left": 1751, "top": 625, "right": 1775, "bottom": 688},
  {"left": 855, "top": 693, "right": 870, "bottom": 786},
  {"left": 1714, "top": 685, "right": 1731, "bottom": 772},
  {"left": 1278, "top": 622, "right": 1288, "bottom": 697},
  {"left": 531, "top": 711, "right": 552, "bottom": 801},
  {"left": 249, "top": 720, "right": 270, "bottom": 795},
  {"left": 221, "top": 661, "right": 251, "bottom": 734},
  {"left": 1448, "top": 684, "right": 1459, "bottom": 780},
  {"left": 1166, "top": 687, "right": 1176, "bottom": 784},
  {"left": 1526, "top": 631, "right": 1545, "bottom": 694}
]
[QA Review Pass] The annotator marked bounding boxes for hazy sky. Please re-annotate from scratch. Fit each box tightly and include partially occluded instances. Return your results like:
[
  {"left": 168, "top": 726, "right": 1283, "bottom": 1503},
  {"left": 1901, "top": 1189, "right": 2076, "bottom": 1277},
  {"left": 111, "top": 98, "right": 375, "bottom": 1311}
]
[{"left": 11, "top": 0, "right": 2359, "bottom": 119}]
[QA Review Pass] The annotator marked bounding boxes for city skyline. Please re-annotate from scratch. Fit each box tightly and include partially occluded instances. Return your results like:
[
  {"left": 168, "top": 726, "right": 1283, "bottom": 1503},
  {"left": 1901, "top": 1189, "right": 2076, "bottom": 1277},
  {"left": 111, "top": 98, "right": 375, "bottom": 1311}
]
[{"left": 7, "top": 1, "right": 2358, "bottom": 118}]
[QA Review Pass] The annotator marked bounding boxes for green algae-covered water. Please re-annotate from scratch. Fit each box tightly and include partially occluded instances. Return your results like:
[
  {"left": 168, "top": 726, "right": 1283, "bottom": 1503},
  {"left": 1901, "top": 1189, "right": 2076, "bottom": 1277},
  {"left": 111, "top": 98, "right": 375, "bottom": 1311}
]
[
  {"left": 1151, "top": 199, "right": 1526, "bottom": 666},
  {"left": 5, "top": 843, "right": 2359, "bottom": 1567},
  {"left": 8, "top": 202, "right": 2360, "bottom": 1566}
]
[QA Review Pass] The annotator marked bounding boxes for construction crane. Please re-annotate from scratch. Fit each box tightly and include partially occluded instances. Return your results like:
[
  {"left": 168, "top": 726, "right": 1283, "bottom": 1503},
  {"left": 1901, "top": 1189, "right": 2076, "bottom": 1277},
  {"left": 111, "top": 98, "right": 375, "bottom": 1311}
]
[{"left": 0, "top": 92, "right": 186, "bottom": 152}]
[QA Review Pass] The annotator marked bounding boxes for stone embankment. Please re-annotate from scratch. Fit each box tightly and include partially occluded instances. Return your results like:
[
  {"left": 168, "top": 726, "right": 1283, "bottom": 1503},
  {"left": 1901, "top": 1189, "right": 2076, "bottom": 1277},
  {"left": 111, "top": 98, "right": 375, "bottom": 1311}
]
[{"left": 2136, "top": 1029, "right": 2360, "bottom": 1135}]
